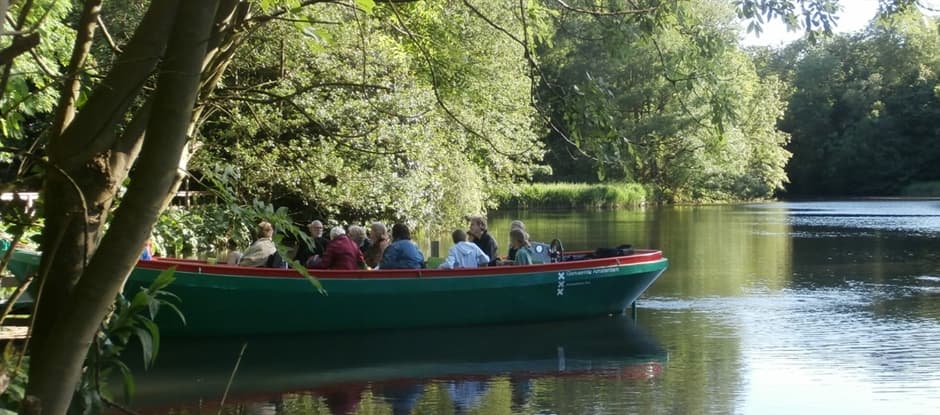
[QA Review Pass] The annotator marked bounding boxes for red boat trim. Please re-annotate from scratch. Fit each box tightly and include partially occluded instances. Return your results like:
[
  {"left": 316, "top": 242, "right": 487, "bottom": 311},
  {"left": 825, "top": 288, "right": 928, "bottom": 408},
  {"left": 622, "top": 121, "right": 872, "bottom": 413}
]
[{"left": 135, "top": 250, "right": 665, "bottom": 280}]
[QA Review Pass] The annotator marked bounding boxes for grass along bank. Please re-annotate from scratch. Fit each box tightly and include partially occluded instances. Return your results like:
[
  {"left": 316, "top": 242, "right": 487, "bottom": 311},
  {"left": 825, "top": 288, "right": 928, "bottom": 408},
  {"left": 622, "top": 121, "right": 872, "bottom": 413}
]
[
  {"left": 900, "top": 181, "right": 940, "bottom": 197},
  {"left": 497, "top": 183, "right": 647, "bottom": 210}
]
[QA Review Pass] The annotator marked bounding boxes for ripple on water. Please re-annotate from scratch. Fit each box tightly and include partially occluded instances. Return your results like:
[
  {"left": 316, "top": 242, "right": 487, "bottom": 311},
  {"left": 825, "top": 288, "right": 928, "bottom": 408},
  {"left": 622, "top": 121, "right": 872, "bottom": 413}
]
[
  {"left": 915, "top": 275, "right": 940, "bottom": 283},
  {"left": 642, "top": 279, "right": 940, "bottom": 414}
]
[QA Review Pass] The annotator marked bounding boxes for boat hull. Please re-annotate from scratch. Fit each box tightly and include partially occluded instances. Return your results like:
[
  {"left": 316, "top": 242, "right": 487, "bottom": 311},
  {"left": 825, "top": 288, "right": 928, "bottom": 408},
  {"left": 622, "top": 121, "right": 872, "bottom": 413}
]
[
  {"left": 3, "top": 246, "right": 667, "bottom": 336},
  {"left": 134, "top": 252, "right": 667, "bottom": 335}
]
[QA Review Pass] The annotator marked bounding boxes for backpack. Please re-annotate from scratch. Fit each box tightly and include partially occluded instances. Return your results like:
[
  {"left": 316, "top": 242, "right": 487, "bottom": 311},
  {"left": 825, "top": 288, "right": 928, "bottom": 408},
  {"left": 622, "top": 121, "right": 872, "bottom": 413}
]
[{"left": 266, "top": 251, "right": 287, "bottom": 268}]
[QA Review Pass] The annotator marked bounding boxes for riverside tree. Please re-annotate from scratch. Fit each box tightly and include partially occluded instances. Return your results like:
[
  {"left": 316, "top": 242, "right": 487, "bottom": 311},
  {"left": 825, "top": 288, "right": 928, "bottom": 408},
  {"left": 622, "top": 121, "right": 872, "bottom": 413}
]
[
  {"left": 538, "top": 0, "right": 792, "bottom": 202},
  {"left": 190, "top": 1, "right": 545, "bottom": 230}
]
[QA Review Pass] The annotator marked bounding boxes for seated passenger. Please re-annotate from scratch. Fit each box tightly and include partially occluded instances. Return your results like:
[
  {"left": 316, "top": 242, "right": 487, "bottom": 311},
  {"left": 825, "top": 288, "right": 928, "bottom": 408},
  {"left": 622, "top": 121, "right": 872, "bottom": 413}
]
[
  {"left": 364, "top": 222, "right": 390, "bottom": 269},
  {"left": 140, "top": 238, "right": 153, "bottom": 260},
  {"left": 468, "top": 215, "right": 498, "bottom": 266},
  {"left": 224, "top": 238, "right": 242, "bottom": 265},
  {"left": 379, "top": 223, "right": 425, "bottom": 269},
  {"left": 310, "top": 226, "right": 365, "bottom": 270},
  {"left": 348, "top": 224, "right": 371, "bottom": 254},
  {"left": 506, "top": 220, "right": 526, "bottom": 261},
  {"left": 239, "top": 221, "right": 277, "bottom": 267},
  {"left": 439, "top": 229, "right": 490, "bottom": 269},
  {"left": 509, "top": 229, "right": 533, "bottom": 265},
  {"left": 295, "top": 220, "right": 329, "bottom": 265}
]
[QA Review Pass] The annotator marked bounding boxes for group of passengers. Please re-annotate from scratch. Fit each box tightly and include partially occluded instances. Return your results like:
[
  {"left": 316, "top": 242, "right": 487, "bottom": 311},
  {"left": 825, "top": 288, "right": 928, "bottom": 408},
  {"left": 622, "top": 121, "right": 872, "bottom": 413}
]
[{"left": 232, "top": 215, "right": 537, "bottom": 270}]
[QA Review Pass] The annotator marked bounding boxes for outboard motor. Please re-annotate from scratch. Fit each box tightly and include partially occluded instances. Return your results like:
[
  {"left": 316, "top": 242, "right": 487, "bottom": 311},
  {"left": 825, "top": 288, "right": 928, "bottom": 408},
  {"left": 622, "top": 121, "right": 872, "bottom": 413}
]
[{"left": 549, "top": 238, "right": 565, "bottom": 263}]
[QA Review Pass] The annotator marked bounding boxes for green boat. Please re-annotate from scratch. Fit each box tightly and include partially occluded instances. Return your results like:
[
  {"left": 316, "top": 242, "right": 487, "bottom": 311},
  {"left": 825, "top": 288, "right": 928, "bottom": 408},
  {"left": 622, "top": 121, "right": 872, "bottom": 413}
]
[{"left": 3, "top": 244, "right": 667, "bottom": 336}]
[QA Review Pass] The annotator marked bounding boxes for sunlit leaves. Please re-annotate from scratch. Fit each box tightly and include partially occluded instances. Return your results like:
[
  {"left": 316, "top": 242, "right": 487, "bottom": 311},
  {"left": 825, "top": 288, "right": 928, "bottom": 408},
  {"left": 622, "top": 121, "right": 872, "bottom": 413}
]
[
  {"left": 0, "top": 0, "right": 74, "bottom": 151},
  {"left": 355, "top": 0, "right": 376, "bottom": 14},
  {"left": 194, "top": 0, "right": 543, "bottom": 230},
  {"left": 539, "top": 0, "right": 791, "bottom": 202},
  {"left": 735, "top": 0, "right": 840, "bottom": 38}
]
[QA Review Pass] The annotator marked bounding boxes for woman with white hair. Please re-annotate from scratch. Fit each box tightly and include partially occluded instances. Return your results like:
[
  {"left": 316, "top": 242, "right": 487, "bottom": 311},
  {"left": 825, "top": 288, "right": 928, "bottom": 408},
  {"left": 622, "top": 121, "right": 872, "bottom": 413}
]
[
  {"left": 347, "top": 224, "right": 371, "bottom": 254},
  {"left": 309, "top": 226, "right": 365, "bottom": 270}
]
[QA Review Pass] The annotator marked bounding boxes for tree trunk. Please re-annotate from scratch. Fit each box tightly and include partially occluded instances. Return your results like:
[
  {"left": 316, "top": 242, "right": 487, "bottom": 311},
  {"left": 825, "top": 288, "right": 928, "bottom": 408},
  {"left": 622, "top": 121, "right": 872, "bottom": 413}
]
[
  {"left": 25, "top": 0, "right": 220, "bottom": 413},
  {"left": 29, "top": 0, "right": 181, "bottom": 385}
]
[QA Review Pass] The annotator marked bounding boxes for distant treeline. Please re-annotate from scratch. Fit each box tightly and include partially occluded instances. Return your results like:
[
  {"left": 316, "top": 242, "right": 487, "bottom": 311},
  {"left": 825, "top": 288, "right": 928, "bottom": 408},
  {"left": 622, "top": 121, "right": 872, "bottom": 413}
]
[
  {"left": 757, "top": 8, "right": 940, "bottom": 197},
  {"left": 542, "top": 7, "right": 940, "bottom": 200}
]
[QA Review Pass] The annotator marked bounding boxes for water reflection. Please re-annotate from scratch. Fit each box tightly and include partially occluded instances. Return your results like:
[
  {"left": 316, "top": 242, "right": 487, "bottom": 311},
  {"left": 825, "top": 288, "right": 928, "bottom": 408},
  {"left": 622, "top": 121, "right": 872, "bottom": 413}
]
[
  {"left": 121, "top": 316, "right": 666, "bottom": 414},
  {"left": 637, "top": 201, "right": 940, "bottom": 415}
]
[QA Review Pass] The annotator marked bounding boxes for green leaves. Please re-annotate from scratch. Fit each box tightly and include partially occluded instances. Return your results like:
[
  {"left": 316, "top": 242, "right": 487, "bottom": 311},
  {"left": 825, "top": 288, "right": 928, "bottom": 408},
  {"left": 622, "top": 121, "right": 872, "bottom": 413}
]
[
  {"left": 116, "top": 267, "right": 181, "bottom": 367},
  {"left": 75, "top": 266, "right": 184, "bottom": 407},
  {"left": 0, "top": 0, "right": 74, "bottom": 147},
  {"left": 735, "top": 0, "right": 839, "bottom": 38},
  {"left": 193, "top": 0, "right": 543, "bottom": 230},
  {"left": 539, "top": 0, "right": 791, "bottom": 202},
  {"left": 355, "top": 0, "right": 376, "bottom": 14}
]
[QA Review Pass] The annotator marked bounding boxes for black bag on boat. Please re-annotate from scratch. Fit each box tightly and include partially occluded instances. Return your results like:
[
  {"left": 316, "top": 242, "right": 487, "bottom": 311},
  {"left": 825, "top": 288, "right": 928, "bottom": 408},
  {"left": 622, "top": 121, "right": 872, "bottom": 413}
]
[
  {"left": 265, "top": 252, "right": 287, "bottom": 268},
  {"left": 593, "top": 244, "right": 634, "bottom": 258}
]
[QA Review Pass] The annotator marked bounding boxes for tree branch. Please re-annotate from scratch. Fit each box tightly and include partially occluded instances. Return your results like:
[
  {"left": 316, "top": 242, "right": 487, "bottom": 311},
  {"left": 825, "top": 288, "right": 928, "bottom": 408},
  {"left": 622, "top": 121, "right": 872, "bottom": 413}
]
[
  {"left": 0, "top": 0, "right": 35, "bottom": 104},
  {"left": 52, "top": 1, "right": 181, "bottom": 171},
  {"left": 386, "top": 1, "right": 530, "bottom": 159},
  {"left": 49, "top": 0, "right": 102, "bottom": 137},
  {"left": 552, "top": 0, "right": 659, "bottom": 16},
  {"left": 0, "top": 32, "right": 39, "bottom": 66},
  {"left": 96, "top": 14, "right": 123, "bottom": 54}
]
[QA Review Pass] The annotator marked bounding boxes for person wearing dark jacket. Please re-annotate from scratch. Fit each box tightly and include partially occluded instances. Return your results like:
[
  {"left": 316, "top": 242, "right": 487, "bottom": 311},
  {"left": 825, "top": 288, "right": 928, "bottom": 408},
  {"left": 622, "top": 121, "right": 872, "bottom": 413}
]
[
  {"left": 468, "top": 215, "right": 498, "bottom": 266},
  {"left": 295, "top": 220, "right": 330, "bottom": 265},
  {"left": 310, "top": 227, "right": 364, "bottom": 270}
]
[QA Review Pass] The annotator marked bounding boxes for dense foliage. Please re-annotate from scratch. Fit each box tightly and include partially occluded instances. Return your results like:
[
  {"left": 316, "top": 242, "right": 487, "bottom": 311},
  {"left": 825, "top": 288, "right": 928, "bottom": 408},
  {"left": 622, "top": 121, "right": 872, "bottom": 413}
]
[
  {"left": 0, "top": 1, "right": 73, "bottom": 160},
  {"left": 192, "top": 1, "right": 544, "bottom": 231},
  {"left": 536, "top": 0, "right": 792, "bottom": 202},
  {"left": 765, "top": 6, "right": 940, "bottom": 196}
]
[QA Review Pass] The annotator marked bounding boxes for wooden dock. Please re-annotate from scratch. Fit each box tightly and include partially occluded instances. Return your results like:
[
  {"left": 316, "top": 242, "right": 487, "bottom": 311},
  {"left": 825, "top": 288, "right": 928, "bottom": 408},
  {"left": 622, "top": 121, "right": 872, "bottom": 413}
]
[{"left": 0, "top": 325, "right": 28, "bottom": 340}]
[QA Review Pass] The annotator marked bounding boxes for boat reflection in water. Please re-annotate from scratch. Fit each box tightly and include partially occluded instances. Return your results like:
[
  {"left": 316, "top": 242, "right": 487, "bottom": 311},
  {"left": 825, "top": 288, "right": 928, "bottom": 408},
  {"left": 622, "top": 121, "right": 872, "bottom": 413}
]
[{"left": 122, "top": 315, "right": 666, "bottom": 414}]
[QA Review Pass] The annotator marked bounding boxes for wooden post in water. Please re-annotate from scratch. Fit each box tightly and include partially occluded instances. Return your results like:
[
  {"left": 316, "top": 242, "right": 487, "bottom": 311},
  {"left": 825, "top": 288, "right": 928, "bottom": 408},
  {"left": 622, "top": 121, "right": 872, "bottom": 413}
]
[
  {"left": 430, "top": 240, "right": 440, "bottom": 258},
  {"left": 631, "top": 301, "right": 637, "bottom": 320}
]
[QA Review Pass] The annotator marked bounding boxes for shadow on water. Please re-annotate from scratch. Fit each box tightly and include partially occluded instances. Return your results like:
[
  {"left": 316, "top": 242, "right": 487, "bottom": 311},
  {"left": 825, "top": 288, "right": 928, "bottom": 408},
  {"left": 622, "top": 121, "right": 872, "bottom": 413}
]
[{"left": 118, "top": 315, "right": 666, "bottom": 414}]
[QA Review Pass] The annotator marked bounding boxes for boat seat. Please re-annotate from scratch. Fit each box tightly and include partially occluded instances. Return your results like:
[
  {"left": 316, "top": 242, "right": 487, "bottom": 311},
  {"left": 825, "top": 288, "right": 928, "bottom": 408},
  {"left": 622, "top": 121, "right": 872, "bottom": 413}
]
[{"left": 530, "top": 242, "right": 551, "bottom": 264}]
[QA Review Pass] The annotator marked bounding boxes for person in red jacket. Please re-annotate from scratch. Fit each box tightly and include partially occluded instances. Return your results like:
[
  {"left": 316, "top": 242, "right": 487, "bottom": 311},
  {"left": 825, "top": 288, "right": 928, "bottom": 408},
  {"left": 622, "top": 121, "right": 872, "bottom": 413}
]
[{"left": 310, "top": 226, "right": 365, "bottom": 270}]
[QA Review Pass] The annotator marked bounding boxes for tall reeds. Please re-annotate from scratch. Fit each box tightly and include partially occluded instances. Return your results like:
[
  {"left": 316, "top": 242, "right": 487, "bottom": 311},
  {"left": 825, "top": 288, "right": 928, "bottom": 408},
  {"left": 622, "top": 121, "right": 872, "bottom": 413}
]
[{"left": 498, "top": 183, "right": 647, "bottom": 210}]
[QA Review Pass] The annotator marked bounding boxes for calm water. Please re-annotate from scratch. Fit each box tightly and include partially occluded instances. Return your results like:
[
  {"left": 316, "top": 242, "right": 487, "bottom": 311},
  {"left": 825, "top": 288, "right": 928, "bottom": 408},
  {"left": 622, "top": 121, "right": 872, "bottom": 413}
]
[{"left": 123, "top": 200, "right": 940, "bottom": 415}]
